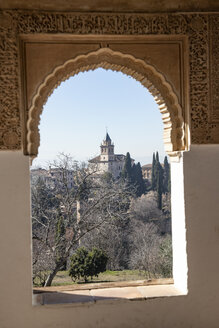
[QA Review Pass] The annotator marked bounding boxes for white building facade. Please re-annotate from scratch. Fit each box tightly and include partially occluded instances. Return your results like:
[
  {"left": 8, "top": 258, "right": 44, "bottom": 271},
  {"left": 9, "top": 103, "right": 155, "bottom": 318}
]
[{"left": 89, "top": 133, "right": 131, "bottom": 179}]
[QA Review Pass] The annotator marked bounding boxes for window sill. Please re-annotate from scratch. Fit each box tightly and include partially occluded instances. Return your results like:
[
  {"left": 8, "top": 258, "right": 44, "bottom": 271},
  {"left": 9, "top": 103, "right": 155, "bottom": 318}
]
[{"left": 33, "top": 279, "right": 186, "bottom": 306}]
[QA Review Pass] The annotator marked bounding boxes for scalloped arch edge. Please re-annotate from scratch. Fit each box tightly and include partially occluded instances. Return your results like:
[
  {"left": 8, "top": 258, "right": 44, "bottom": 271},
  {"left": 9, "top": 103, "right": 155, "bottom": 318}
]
[{"left": 26, "top": 48, "right": 188, "bottom": 159}]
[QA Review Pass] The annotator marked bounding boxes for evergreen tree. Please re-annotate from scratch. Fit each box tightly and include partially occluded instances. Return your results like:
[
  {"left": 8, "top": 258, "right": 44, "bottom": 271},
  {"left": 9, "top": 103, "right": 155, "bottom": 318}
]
[
  {"left": 121, "top": 152, "right": 133, "bottom": 183},
  {"left": 152, "top": 151, "right": 163, "bottom": 209},
  {"left": 121, "top": 155, "right": 145, "bottom": 197},
  {"left": 135, "top": 162, "right": 145, "bottom": 197},
  {"left": 152, "top": 151, "right": 160, "bottom": 191},
  {"left": 131, "top": 163, "right": 137, "bottom": 183},
  {"left": 156, "top": 162, "right": 163, "bottom": 210},
  {"left": 151, "top": 153, "right": 156, "bottom": 190},
  {"left": 69, "top": 247, "right": 108, "bottom": 282},
  {"left": 163, "top": 156, "right": 171, "bottom": 193}
]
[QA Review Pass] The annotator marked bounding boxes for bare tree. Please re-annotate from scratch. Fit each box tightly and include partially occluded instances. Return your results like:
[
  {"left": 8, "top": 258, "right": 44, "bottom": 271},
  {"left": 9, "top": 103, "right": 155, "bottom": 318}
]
[
  {"left": 130, "top": 191, "right": 162, "bottom": 222},
  {"left": 80, "top": 220, "right": 130, "bottom": 271},
  {"left": 130, "top": 191, "right": 172, "bottom": 234},
  {"left": 129, "top": 221, "right": 162, "bottom": 278},
  {"left": 32, "top": 239, "right": 55, "bottom": 286},
  {"left": 31, "top": 154, "right": 133, "bottom": 286},
  {"left": 129, "top": 220, "right": 172, "bottom": 278}
]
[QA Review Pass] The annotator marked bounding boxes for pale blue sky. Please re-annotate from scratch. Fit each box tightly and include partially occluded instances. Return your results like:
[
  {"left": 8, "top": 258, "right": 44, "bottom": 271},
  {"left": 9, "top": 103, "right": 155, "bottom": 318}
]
[{"left": 32, "top": 68, "right": 165, "bottom": 168}]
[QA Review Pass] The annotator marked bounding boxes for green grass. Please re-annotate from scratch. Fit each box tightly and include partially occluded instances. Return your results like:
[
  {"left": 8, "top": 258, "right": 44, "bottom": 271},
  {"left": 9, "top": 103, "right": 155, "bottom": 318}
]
[
  {"left": 49, "top": 269, "right": 149, "bottom": 286},
  {"left": 33, "top": 269, "right": 156, "bottom": 287},
  {"left": 104, "top": 270, "right": 142, "bottom": 276}
]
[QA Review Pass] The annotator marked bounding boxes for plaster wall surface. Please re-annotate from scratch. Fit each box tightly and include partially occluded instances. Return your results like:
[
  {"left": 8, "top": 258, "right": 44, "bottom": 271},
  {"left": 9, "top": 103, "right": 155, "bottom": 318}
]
[
  {"left": 171, "top": 158, "right": 187, "bottom": 292},
  {"left": 0, "top": 146, "right": 219, "bottom": 328}
]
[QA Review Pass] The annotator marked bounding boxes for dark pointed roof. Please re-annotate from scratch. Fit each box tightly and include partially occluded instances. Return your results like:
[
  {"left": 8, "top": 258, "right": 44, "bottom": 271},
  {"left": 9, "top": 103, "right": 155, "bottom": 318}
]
[{"left": 105, "top": 132, "right": 111, "bottom": 142}]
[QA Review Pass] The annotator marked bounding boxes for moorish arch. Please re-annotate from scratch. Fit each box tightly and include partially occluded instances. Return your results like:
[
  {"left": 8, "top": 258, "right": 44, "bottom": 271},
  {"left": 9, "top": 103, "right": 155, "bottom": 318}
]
[{"left": 26, "top": 48, "right": 187, "bottom": 159}]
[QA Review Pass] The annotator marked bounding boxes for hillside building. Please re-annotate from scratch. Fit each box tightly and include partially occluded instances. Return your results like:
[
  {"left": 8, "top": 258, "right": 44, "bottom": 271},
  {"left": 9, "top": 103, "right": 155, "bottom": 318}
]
[
  {"left": 142, "top": 163, "right": 164, "bottom": 181},
  {"left": 31, "top": 167, "right": 74, "bottom": 189},
  {"left": 89, "top": 133, "right": 134, "bottom": 179},
  {"left": 141, "top": 164, "right": 152, "bottom": 180}
]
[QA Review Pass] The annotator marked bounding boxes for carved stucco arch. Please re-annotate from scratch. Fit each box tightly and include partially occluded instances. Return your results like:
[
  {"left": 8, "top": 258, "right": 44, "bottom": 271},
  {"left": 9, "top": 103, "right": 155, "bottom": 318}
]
[{"left": 26, "top": 48, "right": 186, "bottom": 158}]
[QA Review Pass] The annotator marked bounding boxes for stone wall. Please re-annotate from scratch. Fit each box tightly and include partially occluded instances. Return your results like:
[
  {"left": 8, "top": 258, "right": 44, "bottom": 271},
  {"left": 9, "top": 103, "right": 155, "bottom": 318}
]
[{"left": 0, "top": 11, "right": 219, "bottom": 153}]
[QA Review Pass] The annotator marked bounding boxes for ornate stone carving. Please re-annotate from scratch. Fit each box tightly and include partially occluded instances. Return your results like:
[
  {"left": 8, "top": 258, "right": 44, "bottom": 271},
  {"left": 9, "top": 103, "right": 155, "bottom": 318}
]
[
  {"left": 185, "top": 14, "right": 209, "bottom": 143},
  {"left": 0, "top": 10, "right": 217, "bottom": 153},
  {"left": 210, "top": 15, "right": 219, "bottom": 123},
  {"left": 27, "top": 48, "right": 185, "bottom": 157},
  {"left": 0, "top": 11, "right": 20, "bottom": 150}
]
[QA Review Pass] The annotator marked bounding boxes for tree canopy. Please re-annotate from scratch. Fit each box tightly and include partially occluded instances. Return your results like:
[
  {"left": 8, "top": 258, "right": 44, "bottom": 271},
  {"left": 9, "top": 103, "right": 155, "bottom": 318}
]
[
  {"left": 121, "top": 153, "right": 145, "bottom": 197},
  {"left": 31, "top": 154, "right": 134, "bottom": 286},
  {"left": 69, "top": 247, "right": 108, "bottom": 282}
]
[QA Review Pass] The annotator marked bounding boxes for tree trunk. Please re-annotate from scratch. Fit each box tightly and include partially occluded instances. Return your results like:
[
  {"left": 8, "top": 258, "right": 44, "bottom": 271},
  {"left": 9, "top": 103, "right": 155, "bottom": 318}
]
[
  {"left": 44, "top": 265, "right": 60, "bottom": 287},
  {"left": 76, "top": 200, "right": 81, "bottom": 246}
]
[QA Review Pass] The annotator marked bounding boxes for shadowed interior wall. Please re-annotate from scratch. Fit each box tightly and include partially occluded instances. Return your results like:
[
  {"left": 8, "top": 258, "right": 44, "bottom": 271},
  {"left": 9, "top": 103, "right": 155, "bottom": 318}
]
[{"left": 0, "top": 146, "right": 219, "bottom": 328}]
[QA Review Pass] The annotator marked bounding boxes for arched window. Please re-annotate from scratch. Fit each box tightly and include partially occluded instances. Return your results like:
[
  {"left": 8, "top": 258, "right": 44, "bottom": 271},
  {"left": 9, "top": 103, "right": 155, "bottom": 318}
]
[{"left": 28, "top": 49, "right": 188, "bottom": 302}]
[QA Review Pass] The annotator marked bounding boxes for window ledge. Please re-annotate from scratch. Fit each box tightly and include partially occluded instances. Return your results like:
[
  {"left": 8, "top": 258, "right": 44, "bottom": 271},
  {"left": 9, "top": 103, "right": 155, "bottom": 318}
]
[{"left": 33, "top": 280, "right": 186, "bottom": 306}]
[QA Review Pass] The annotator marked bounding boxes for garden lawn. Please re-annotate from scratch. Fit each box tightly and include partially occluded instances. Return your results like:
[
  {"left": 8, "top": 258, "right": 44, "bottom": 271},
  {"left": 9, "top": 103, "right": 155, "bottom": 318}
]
[{"left": 51, "top": 270, "right": 149, "bottom": 286}]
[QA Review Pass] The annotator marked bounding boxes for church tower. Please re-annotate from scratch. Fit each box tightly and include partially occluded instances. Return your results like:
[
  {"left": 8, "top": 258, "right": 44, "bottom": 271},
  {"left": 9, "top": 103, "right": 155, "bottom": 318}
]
[
  {"left": 100, "top": 133, "right": 115, "bottom": 162},
  {"left": 89, "top": 132, "right": 129, "bottom": 179}
]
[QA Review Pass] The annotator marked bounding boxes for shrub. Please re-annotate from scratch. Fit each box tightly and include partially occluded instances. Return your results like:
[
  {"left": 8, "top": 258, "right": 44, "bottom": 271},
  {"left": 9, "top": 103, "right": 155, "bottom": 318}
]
[
  {"left": 158, "top": 235, "right": 173, "bottom": 277},
  {"left": 69, "top": 247, "right": 108, "bottom": 282}
]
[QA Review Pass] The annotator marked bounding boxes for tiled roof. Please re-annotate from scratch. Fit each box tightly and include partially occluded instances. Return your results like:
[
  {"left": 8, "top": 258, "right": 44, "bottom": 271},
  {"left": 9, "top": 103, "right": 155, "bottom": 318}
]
[
  {"left": 142, "top": 164, "right": 152, "bottom": 169},
  {"left": 89, "top": 155, "right": 101, "bottom": 163},
  {"left": 89, "top": 154, "right": 126, "bottom": 163}
]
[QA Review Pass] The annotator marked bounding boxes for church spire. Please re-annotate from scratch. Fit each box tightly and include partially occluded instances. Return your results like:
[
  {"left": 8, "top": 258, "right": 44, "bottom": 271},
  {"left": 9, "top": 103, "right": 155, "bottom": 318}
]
[
  {"left": 105, "top": 132, "right": 111, "bottom": 143},
  {"left": 100, "top": 132, "right": 114, "bottom": 156}
]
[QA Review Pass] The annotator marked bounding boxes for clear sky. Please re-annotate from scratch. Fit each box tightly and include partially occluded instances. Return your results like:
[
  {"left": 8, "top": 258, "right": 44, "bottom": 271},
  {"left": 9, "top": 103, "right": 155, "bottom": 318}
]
[{"left": 32, "top": 68, "right": 166, "bottom": 168}]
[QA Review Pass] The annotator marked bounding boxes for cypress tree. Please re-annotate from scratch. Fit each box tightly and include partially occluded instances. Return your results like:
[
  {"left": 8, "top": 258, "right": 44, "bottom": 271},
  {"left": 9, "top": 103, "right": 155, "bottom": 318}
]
[
  {"left": 152, "top": 151, "right": 163, "bottom": 209},
  {"left": 135, "top": 162, "right": 145, "bottom": 197},
  {"left": 151, "top": 153, "right": 156, "bottom": 190},
  {"left": 156, "top": 162, "right": 163, "bottom": 210},
  {"left": 163, "top": 156, "right": 170, "bottom": 193},
  {"left": 131, "top": 163, "right": 137, "bottom": 184},
  {"left": 156, "top": 151, "right": 159, "bottom": 163},
  {"left": 121, "top": 152, "right": 133, "bottom": 183},
  {"left": 152, "top": 151, "right": 160, "bottom": 191}
]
